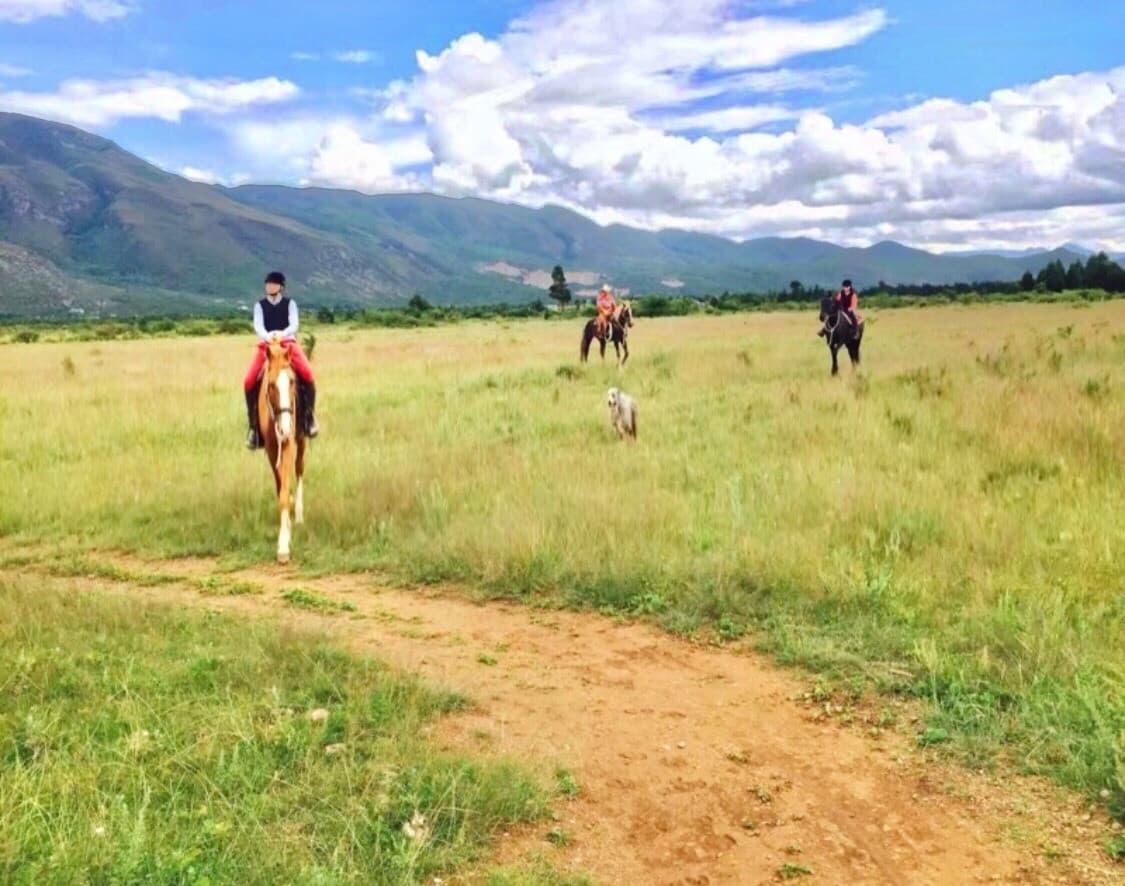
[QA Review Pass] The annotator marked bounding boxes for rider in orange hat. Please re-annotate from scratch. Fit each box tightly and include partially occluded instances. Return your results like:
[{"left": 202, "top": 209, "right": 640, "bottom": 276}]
[{"left": 596, "top": 283, "right": 617, "bottom": 339}]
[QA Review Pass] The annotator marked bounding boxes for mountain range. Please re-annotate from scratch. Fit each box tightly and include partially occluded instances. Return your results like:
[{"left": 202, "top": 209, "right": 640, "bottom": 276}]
[{"left": 0, "top": 112, "right": 1109, "bottom": 318}]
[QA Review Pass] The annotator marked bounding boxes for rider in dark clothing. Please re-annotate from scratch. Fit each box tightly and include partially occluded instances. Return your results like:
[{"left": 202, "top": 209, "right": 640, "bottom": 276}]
[
  {"left": 835, "top": 279, "right": 860, "bottom": 327},
  {"left": 819, "top": 279, "right": 860, "bottom": 337}
]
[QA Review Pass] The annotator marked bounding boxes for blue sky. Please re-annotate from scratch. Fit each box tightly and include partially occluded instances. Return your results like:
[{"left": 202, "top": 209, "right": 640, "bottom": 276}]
[{"left": 1, "top": 0, "right": 1123, "bottom": 249}]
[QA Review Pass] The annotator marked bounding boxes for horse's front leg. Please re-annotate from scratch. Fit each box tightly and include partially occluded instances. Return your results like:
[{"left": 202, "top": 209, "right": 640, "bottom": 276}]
[
  {"left": 294, "top": 438, "right": 306, "bottom": 525},
  {"left": 276, "top": 441, "right": 295, "bottom": 564},
  {"left": 830, "top": 344, "right": 840, "bottom": 376},
  {"left": 620, "top": 337, "right": 629, "bottom": 367}
]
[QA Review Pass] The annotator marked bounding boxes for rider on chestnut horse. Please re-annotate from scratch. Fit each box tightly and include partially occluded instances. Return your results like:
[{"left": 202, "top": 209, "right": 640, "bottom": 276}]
[{"left": 243, "top": 271, "right": 319, "bottom": 448}]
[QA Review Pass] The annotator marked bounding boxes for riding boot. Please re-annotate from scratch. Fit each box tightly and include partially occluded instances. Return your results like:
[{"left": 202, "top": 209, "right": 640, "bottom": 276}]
[
  {"left": 303, "top": 383, "right": 319, "bottom": 438},
  {"left": 244, "top": 386, "right": 262, "bottom": 449}
]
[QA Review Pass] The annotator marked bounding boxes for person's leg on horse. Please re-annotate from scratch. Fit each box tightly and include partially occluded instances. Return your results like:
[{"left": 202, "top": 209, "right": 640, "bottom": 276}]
[
  {"left": 242, "top": 343, "right": 268, "bottom": 449},
  {"left": 282, "top": 339, "right": 319, "bottom": 438}
]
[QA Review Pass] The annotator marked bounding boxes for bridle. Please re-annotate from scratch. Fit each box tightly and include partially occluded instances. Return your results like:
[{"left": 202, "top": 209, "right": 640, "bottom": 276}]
[{"left": 610, "top": 303, "right": 633, "bottom": 340}]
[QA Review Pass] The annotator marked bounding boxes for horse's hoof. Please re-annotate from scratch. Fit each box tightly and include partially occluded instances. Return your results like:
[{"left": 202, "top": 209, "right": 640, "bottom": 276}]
[{"left": 277, "top": 552, "right": 290, "bottom": 565}]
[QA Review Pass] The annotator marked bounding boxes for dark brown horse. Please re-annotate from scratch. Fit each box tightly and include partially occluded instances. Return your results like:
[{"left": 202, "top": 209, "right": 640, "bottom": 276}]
[
  {"left": 256, "top": 339, "right": 307, "bottom": 563},
  {"left": 819, "top": 295, "right": 863, "bottom": 375},
  {"left": 580, "top": 301, "right": 634, "bottom": 366}
]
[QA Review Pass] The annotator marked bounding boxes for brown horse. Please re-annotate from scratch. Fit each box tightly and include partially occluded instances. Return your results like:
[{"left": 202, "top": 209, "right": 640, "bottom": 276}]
[
  {"left": 580, "top": 301, "right": 634, "bottom": 366},
  {"left": 257, "top": 339, "right": 307, "bottom": 563}
]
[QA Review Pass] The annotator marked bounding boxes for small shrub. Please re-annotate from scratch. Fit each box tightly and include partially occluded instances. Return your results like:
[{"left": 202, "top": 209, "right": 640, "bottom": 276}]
[
  {"left": 556, "top": 768, "right": 581, "bottom": 798},
  {"left": 1082, "top": 376, "right": 1110, "bottom": 401}
]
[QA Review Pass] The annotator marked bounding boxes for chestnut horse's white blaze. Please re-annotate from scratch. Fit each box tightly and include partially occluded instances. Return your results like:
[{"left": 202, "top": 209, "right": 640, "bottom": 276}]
[
  {"left": 258, "top": 341, "right": 308, "bottom": 564},
  {"left": 276, "top": 367, "right": 293, "bottom": 440}
]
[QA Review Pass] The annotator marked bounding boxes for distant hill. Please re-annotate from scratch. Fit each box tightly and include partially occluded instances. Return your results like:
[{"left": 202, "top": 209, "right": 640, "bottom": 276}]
[{"left": 0, "top": 112, "right": 1094, "bottom": 317}]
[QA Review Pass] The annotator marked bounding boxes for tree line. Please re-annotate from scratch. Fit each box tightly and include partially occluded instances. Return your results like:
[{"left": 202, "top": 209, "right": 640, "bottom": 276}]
[{"left": 544, "top": 251, "right": 1125, "bottom": 313}]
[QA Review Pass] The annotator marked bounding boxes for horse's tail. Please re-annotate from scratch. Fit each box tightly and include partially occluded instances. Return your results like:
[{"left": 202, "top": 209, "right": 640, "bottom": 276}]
[{"left": 580, "top": 323, "right": 591, "bottom": 361}]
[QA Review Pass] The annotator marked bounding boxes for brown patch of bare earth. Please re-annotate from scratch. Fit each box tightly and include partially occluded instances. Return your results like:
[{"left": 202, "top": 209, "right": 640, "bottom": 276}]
[{"left": 4, "top": 552, "right": 1121, "bottom": 885}]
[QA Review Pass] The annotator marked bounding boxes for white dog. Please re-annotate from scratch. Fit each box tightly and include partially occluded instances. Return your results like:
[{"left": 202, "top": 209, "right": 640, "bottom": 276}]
[{"left": 607, "top": 387, "right": 637, "bottom": 439}]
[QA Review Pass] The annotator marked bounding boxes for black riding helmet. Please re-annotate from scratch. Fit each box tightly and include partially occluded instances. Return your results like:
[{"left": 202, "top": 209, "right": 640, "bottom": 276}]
[
  {"left": 264, "top": 271, "right": 286, "bottom": 286},
  {"left": 842, "top": 279, "right": 853, "bottom": 289}
]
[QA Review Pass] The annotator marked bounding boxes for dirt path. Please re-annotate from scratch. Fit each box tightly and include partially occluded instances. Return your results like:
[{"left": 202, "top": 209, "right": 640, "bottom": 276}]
[{"left": 4, "top": 552, "right": 1120, "bottom": 885}]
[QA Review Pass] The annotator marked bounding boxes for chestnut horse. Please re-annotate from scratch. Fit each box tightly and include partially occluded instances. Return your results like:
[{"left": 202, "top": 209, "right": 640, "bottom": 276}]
[{"left": 257, "top": 339, "right": 307, "bottom": 563}]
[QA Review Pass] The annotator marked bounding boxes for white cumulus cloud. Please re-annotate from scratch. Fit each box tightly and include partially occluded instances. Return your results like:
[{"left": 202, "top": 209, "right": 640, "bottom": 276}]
[
  {"left": 333, "top": 50, "right": 380, "bottom": 64},
  {"left": 341, "top": 0, "right": 1125, "bottom": 250},
  {"left": 302, "top": 124, "right": 425, "bottom": 192},
  {"left": 0, "top": 0, "right": 135, "bottom": 23},
  {"left": 178, "top": 166, "right": 250, "bottom": 187}
]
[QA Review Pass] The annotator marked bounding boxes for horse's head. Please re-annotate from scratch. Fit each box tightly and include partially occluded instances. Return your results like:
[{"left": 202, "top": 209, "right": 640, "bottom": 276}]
[
  {"left": 265, "top": 339, "right": 297, "bottom": 440},
  {"left": 618, "top": 301, "right": 634, "bottom": 327},
  {"left": 819, "top": 295, "right": 836, "bottom": 323}
]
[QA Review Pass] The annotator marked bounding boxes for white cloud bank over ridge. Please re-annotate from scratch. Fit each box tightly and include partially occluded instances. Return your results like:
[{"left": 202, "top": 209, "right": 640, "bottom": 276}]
[{"left": 0, "top": 73, "right": 299, "bottom": 126}]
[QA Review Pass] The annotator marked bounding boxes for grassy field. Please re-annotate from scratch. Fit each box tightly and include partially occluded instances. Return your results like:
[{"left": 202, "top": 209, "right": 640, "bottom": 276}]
[
  {"left": 1, "top": 302, "right": 1123, "bottom": 823},
  {"left": 0, "top": 576, "right": 554, "bottom": 884}
]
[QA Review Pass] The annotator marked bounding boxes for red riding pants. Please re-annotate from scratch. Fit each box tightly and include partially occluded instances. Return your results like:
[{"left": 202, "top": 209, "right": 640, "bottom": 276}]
[{"left": 243, "top": 339, "right": 315, "bottom": 391}]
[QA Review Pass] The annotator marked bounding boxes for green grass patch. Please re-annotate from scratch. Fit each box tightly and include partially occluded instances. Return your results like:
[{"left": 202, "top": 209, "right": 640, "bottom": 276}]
[
  {"left": 0, "top": 577, "right": 545, "bottom": 883},
  {"left": 39, "top": 555, "right": 179, "bottom": 587},
  {"left": 281, "top": 587, "right": 359, "bottom": 613},
  {"left": 487, "top": 856, "right": 593, "bottom": 886},
  {"left": 556, "top": 768, "right": 581, "bottom": 799},
  {"left": 1106, "top": 834, "right": 1125, "bottom": 861},
  {"left": 195, "top": 575, "right": 262, "bottom": 597}
]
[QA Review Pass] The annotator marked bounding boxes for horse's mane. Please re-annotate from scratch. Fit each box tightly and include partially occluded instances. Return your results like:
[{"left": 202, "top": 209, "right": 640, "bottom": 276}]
[{"left": 267, "top": 340, "right": 292, "bottom": 368}]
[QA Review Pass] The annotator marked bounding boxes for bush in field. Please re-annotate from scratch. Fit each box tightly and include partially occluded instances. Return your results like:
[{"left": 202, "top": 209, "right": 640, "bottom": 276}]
[
  {"left": 176, "top": 320, "right": 216, "bottom": 337},
  {"left": 216, "top": 317, "right": 245, "bottom": 335}
]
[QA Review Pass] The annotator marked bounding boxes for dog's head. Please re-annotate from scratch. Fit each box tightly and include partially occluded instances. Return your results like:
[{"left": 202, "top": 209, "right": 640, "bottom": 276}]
[{"left": 607, "top": 387, "right": 620, "bottom": 410}]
